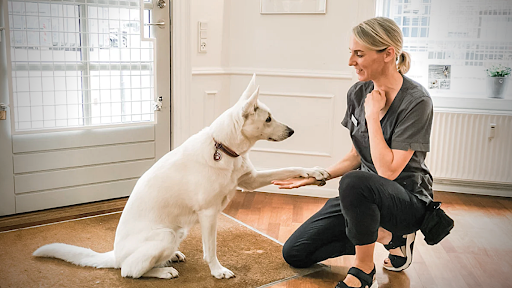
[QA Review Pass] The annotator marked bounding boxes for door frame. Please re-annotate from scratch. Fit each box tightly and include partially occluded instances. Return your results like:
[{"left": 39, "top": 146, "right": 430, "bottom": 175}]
[
  {"left": 170, "top": 0, "right": 191, "bottom": 149},
  {"left": 0, "top": 0, "right": 16, "bottom": 215}
]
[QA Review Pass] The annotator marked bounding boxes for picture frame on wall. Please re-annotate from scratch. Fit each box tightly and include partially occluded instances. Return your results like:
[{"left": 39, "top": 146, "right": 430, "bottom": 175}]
[{"left": 260, "top": 0, "right": 327, "bottom": 14}]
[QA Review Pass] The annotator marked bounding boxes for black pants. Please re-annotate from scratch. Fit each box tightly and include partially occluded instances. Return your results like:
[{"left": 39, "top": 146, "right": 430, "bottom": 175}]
[{"left": 282, "top": 170, "right": 427, "bottom": 268}]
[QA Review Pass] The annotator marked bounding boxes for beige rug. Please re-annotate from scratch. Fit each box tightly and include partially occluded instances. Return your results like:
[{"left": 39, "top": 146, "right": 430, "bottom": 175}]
[{"left": 0, "top": 212, "right": 319, "bottom": 288}]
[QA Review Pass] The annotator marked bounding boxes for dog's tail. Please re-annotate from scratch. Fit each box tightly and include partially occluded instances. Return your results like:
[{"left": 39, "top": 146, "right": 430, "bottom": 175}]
[{"left": 33, "top": 243, "right": 116, "bottom": 268}]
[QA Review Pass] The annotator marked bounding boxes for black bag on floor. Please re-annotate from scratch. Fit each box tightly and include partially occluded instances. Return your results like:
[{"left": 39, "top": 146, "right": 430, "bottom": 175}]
[{"left": 420, "top": 201, "right": 454, "bottom": 245}]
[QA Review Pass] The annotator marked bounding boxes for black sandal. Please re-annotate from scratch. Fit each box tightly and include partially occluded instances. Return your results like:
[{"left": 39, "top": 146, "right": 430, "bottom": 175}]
[
  {"left": 383, "top": 232, "right": 416, "bottom": 272},
  {"left": 335, "top": 266, "right": 378, "bottom": 288}
]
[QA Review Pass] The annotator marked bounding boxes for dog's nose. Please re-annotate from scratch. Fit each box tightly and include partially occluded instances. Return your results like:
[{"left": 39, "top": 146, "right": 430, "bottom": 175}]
[{"left": 287, "top": 128, "right": 294, "bottom": 137}]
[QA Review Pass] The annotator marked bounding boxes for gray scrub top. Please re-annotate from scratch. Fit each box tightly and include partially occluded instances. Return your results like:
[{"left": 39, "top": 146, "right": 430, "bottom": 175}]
[{"left": 341, "top": 75, "right": 434, "bottom": 203}]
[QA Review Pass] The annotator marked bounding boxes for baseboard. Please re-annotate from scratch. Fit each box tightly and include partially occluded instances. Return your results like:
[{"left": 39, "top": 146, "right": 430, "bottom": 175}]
[
  {"left": 433, "top": 178, "right": 512, "bottom": 197},
  {"left": 0, "top": 197, "right": 128, "bottom": 232}
]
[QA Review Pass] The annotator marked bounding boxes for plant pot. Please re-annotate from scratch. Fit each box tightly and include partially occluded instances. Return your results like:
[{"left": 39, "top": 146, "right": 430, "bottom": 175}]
[{"left": 487, "top": 77, "right": 509, "bottom": 99}]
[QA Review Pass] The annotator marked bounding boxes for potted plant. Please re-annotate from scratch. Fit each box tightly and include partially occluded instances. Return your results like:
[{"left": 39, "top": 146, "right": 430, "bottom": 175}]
[{"left": 486, "top": 64, "right": 511, "bottom": 99}]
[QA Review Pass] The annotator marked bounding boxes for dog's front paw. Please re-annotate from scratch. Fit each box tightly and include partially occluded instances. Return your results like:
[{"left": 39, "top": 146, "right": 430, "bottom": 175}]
[
  {"left": 301, "top": 167, "right": 329, "bottom": 180},
  {"left": 211, "top": 266, "right": 235, "bottom": 279}
]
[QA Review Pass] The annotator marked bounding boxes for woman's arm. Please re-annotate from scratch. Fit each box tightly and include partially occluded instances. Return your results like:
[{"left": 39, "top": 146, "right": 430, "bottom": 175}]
[
  {"left": 272, "top": 144, "right": 361, "bottom": 189},
  {"left": 365, "top": 90, "right": 414, "bottom": 180},
  {"left": 325, "top": 144, "right": 361, "bottom": 180}
]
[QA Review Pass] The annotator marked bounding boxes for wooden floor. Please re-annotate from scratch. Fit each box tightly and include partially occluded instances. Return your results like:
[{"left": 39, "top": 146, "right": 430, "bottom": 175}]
[
  {"left": 223, "top": 191, "right": 512, "bottom": 288},
  {"left": 2, "top": 190, "right": 512, "bottom": 288}
]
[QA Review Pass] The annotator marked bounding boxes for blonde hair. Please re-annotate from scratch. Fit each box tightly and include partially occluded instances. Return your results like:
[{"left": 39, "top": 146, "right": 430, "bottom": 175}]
[{"left": 352, "top": 17, "right": 411, "bottom": 74}]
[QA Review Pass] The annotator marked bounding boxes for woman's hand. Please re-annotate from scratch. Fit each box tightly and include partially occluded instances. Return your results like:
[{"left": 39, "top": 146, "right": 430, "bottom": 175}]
[
  {"left": 365, "top": 89, "right": 386, "bottom": 119},
  {"left": 272, "top": 177, "right": 318, "bottom": 189}
]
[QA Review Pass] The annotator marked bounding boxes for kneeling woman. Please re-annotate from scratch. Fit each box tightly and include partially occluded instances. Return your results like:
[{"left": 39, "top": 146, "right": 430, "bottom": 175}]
[{"left": 272, "top": 17, "right": 434, "bottom": 288}]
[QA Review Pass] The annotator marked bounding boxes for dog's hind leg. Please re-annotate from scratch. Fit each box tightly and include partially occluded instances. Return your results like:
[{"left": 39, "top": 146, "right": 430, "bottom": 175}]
[
  {"left": 120, "top": 230, "right": 179, "bottom": 279},
  {"left": 141, "top": 267, "right": 179, "bottom": 279},
  {"left": 198, "top": 209, "right": 235, "bottom": 279},
  {"left": 157, "top": 251, "right": 186, "bottom": 268}
]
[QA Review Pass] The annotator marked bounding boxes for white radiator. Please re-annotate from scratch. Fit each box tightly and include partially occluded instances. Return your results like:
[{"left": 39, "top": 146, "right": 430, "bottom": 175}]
[{"left": 427, "top": 112, "right": 512, "bottom": 195}]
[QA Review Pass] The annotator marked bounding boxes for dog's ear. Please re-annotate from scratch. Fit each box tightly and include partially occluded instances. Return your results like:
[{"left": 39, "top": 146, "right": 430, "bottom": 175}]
[
  {"left": 242, "top": 86, "right": 259, "bottom": 118},
  {"left": 238, "top": 73, "right": 257, "bottom": 103}
]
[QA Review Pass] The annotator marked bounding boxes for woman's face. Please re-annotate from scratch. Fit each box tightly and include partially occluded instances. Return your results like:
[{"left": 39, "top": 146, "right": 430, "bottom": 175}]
[{"left": 348, "top": 36, "right": 388, "bottom": 82}]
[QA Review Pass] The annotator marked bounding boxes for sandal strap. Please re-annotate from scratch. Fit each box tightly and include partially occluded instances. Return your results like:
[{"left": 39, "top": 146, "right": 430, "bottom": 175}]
[
  {"left": 384, "top": 233, "right": 406, "bottom": 250},
  {"left": 387, "top": 254, "right": 407, "bottom": 268},
  {"left": 347, "top": 266, "right": 375, "bottom": 287},
  {"left": 335, "top": 266, "right": 376, "bottom": 288}
]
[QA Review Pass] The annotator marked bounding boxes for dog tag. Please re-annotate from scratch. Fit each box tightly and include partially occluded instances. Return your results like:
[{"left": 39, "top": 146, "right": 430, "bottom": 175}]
[{"left": 213, "top": 150, "right": 222, "bottom": 161}]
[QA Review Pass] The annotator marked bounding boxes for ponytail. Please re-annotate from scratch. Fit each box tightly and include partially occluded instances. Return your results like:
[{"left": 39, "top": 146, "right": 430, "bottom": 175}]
[{"left": 397, "top": 51, "right": 411, "bottom": 75}]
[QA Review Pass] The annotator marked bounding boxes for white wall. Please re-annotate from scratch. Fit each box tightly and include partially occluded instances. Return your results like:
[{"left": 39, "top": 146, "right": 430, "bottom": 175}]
[
  {"left": 189, "top": 0, "right": 232, "bottom": 133},
  {"left": 227, "top": 0, "right": 354, "bottom": 72},
  {"left": 189, "top": 0, "right": 376, "bottom": 135}
]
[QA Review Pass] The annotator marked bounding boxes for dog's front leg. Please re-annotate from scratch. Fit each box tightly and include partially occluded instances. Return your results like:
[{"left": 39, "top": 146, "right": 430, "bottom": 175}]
[
  {"left": 238, "top": 167, "right": 329, "bottom": 191},
  {"left": 197, "top": 209, "right": 235, "bottom": 279}
]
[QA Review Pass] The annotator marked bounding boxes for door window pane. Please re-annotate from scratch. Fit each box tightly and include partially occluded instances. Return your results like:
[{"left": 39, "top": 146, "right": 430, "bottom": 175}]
[{"left": 8, "top": 0, "right": 155, "bottom": 131}]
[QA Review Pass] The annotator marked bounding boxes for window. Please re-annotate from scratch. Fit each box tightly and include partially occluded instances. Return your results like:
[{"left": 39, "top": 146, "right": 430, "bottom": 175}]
[
  {"left": 7, "top": 0, "right": 155, "bottom": 131},
  {"left": 377, "top": 0, "right": 512, "bottom": 111}
]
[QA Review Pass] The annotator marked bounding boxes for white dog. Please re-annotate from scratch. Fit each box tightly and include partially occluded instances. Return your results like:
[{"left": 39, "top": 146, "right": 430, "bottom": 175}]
[{"left": 33, "top": 74, "right": 329, "bottom": 280}]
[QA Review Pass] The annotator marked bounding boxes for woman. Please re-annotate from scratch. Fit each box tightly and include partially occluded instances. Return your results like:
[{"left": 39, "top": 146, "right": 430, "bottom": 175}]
[{"left": 272, "top": 17, "right": 433, "bottom": 288}]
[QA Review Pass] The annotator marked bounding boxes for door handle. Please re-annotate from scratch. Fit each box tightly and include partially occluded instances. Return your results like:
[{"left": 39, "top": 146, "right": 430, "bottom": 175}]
[
  {"left": 144, "top": 20, "right": 166, "bottom": 29},
  {"left": 0, "top": 103, "right": 8, "bottom": 120},
  {"left": 154, "top": 96, "right": 163, "bottom": 111}
]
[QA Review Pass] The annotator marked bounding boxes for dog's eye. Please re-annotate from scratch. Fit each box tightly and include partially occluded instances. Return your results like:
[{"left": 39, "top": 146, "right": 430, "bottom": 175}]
[{"left": 266, "top": 116, "right": 272, "bottom": 123}]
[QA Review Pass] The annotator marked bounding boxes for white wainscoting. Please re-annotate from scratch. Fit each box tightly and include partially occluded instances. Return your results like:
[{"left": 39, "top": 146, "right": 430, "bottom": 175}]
[
  {"left": 192, "top": 69, "right": 512, "bottom": 198},
  {"left": 192, "top": 69, "right": 350, "bottom": 198},
  {"left": 192, "top": 67, "right": 352, "bottom": 79}
]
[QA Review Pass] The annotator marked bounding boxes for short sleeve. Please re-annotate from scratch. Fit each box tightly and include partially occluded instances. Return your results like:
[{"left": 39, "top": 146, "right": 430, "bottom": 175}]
[
  {"left": 341, "top": 85, "right": 356, "bottom": 130},
  {"left": 391, "top": 97, "right": 433, "bottom": 152}
]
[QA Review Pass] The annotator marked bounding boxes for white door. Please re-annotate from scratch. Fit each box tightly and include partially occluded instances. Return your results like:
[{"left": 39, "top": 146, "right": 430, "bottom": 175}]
[{"left": 0, "top": 0, "right": 170, "bottom": 216}]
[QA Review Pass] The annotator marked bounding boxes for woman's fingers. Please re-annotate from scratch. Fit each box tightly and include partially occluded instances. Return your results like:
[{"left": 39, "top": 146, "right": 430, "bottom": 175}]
[
  {"left": 272, "top": 178, "right": 315, "bottom": 189},
  {"left": 271, "top": 179, "right": 295, "bottom": 185}
]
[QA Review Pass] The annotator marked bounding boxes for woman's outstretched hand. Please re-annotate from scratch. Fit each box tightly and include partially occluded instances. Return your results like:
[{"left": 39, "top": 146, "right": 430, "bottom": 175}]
[{"left": 272, "top": 177, "right": 317, "bottom": 189}]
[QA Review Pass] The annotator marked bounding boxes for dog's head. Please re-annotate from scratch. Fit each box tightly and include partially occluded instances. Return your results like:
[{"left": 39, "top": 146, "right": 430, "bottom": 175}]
[{"left": 237, "top": 74, "right": 294, "bottom": 142}]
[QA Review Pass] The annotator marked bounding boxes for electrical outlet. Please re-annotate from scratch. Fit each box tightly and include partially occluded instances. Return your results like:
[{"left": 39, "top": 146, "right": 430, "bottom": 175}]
[{"left": 199, "top": 39, "right": 207, "bottom": 52}]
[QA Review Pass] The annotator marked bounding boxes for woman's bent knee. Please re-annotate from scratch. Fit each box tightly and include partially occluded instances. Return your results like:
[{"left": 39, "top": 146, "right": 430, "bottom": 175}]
[
  {"left": 338, "top": 170, "right": 372, "bottom": 204},
  {"left": 282, "top": 240, "right": 313, "bottom": 268}
]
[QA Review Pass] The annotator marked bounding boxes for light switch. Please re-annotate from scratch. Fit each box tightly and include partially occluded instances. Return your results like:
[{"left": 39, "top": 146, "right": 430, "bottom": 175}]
[{"left": 198, "top": 21, "right": 208, "bottom": 53}]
